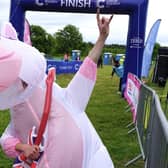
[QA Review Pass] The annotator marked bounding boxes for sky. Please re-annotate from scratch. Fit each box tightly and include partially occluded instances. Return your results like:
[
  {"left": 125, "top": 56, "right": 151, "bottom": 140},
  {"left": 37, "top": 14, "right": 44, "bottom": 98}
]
[{"left": 0, "top": 0, "right": 168, "bottom": 46}]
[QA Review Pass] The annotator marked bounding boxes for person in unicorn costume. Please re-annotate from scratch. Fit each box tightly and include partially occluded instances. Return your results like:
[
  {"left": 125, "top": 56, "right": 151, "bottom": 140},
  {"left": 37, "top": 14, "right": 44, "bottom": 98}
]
[{"left": 0, "top": 9, "right": 114, "bottom": 168}]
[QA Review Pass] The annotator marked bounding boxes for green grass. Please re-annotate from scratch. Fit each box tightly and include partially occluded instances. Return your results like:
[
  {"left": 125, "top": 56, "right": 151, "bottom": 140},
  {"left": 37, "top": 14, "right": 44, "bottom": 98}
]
[
  {"left": 0, "top": 66, "right": 144, "bottom": 167},
  {"left": 0, "top": 110, "right": 13, "bottom": 167}
]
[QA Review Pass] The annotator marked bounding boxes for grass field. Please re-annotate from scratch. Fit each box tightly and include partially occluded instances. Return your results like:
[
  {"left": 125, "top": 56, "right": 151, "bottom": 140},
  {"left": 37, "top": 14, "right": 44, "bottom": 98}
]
[{"left": 0, "top": 65, "right": 149, "bottom": 168}]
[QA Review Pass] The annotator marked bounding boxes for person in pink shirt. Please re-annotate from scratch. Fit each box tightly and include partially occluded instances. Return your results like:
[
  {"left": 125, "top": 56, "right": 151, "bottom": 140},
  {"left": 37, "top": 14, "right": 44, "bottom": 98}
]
[
  {"left": 64, "top": 53, "right": 69, "bottom": 62},
  {"left": 0, "top": 9, "right": 114, "bottom": 168}
]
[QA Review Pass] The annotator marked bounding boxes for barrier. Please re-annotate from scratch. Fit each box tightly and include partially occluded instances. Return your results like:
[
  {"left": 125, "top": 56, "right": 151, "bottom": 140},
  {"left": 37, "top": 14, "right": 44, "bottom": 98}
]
[
  {"left": 46, "top": 60, "right": 82, "bottom": 74},
  {"left": 145, "top": 95, "right": 168, "bottom": 168},
  {"left": 125, "top": 74, "right": 168, "bottom": 168},
  {"left": 135, "top": 84, "right": 155, "bottom": 160},
  {"left": 160, "top": 79, "right": 168, "bottom": 116}
]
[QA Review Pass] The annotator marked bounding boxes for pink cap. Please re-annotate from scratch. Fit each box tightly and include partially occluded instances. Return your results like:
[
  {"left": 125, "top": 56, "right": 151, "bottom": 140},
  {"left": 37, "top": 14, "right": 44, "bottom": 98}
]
[{"left": 0, "top": 46, "right": 21, "bottom": 91}]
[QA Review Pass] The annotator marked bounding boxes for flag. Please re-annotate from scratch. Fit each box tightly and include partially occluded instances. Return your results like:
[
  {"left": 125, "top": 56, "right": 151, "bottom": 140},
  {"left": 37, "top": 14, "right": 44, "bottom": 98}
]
[
  {"left": 141, "top": 19, "right": 161, "bottom": 77},
  {"left": 24, "top": 19, "right": 32, "bottom": 46}
]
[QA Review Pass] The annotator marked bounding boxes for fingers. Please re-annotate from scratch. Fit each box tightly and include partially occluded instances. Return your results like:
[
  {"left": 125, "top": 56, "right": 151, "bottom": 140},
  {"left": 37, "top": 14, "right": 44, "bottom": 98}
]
[
  {"left": 108, "top": 15, "right": 114, "bottom": 24},
  {"left": 97, "top": 8, "right": 114, "bottom": 25},
  {"left": 101, "top": 17, "right": 105, "bottom": 24},
  {"left": 29, "top": 146, "right": 40, "bottom": 160},
  {"left": 96, "top": 8, "right": 100, "bottom": 23},
  {"left": 30, "top": 152, "right": 40, "bottom": 160},
  {"left": 33, "top": 145, "right": 40, "bottom": 153}
]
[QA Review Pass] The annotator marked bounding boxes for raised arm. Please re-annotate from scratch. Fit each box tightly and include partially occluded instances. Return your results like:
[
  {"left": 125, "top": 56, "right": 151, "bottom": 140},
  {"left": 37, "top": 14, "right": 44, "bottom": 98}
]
[
  {"left": 65, "top": 9, "right": 113, "bottom": 112},
  {"left": 88, "top": 8, "right": 113, "bottom": 63}
]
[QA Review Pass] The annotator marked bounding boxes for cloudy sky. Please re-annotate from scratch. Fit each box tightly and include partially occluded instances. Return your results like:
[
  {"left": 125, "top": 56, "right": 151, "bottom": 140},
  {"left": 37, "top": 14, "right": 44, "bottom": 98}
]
[{"left": 0, "top": 0, "right": 168, "bottom": 46}]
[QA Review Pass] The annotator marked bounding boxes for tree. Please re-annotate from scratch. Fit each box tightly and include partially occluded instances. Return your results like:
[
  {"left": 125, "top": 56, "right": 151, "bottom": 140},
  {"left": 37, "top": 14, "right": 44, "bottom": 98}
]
[
  {"left": 30, "top": 25, "right": 55, "bottom": 56},
  {"left": 152, "top": 42, "right": 160, "bottom": 61},
  {"left": 80, "top": 42, "right": 93, "bottom": 57},
  {"left": 45, "top": 33, "right": 56, "bottom": 56},
  {"left": 54, "top": 24, "right": 83, "bottom": 55}
]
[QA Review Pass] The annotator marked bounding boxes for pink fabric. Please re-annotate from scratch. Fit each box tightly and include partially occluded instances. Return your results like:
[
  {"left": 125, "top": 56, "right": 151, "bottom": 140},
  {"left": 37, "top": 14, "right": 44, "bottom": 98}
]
[
  {"left": 1, "top": 22, "right": 18, "bottom": 40},
  {"left": 79, "top": 57, "right": 97, "bottom": 81},
  {"left": 3, "top": 137, "right": 20, "bottom": 158},
  {"left": 0, "top": 46, "right": 21, "bottom": 91},
  {"left": 40, "top": 99, "right": 83, "bottom": 168},
  {"left": 23, "top": 19, "right": 32, "bottom": 46},
  {"left": 11, "top": 86, "right": 83, "bottom": 168}
]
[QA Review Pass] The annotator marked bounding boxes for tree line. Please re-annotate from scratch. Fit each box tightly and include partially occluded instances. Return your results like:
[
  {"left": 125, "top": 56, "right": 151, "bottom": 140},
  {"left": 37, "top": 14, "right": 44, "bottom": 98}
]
[{"left": 30, "top": 24, "right": 160, "bottom": 60}]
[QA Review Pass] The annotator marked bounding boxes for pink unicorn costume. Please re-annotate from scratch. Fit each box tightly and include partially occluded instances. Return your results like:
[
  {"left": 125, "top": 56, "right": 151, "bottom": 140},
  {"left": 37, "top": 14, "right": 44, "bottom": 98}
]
[{"left": 0, "top": 24, "right": 114, "bottom": 168}]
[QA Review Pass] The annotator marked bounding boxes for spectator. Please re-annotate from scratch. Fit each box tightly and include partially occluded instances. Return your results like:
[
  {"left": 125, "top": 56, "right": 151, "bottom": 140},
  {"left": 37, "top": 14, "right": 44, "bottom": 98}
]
[
  {"left": 97, "top": 55, "right": 103, "bottom": 68},
  {"left": 64, "top": 53, "right": 69, "bottom": 61},
  {"left": 111, "top": 56, "right": 124, "bottom": 94}
]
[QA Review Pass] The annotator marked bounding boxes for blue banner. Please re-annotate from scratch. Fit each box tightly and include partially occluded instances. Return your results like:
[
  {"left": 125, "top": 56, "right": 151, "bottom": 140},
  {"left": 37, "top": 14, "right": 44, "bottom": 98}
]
[
  {"left": 141, "top": 19, "right": 161, "bottom": 77},
  {"left": 46, "top": 60, "right": 83, "bottom": 74}
]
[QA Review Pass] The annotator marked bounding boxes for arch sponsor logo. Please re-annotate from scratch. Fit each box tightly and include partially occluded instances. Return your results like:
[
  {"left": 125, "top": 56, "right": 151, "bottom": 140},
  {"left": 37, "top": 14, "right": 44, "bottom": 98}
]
[
  {"left": 130, "top": 37, "right": 143, "bottom": 49},
  {"left": 106, "top": 0, "right": 120, "bottom": 7},
  {"left": 74, "top": 63, "right": 80, "bottom": 71},
  {"left": 35, "top": 0, "right": 91, "bottom": 7},
  {"left": 35, "top": 0, "right": 60, "bottom": 6},
  {"left": 35, "top": 0, "right": 44, "bottom": 6}
]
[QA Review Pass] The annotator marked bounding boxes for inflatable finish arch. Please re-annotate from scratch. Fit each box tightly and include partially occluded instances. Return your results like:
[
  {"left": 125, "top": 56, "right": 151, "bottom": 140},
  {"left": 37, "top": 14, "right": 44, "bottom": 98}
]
[{"left": 10, "top": 0, "right": 149, "bottom": 87}]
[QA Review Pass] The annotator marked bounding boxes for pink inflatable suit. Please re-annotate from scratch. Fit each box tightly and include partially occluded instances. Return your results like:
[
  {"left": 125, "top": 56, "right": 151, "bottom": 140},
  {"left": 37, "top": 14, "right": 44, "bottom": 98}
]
[{"left": 0, "top": 23, "right": 114, "bottom": 168}]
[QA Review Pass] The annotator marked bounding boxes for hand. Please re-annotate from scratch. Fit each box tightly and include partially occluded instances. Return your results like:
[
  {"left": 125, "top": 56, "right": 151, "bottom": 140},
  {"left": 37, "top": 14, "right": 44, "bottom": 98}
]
[
  {"left": 87, "top": 9, "right": 113, "bottom": 63},
  {"left": 97, "top": 8, "right": 113, "bottom": 39},
  {"left": 23, "top": 144, "right": 40, "bottom": 160},
  {"left": 16, "top": 143, "right": 40, "bottom": 161}
]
